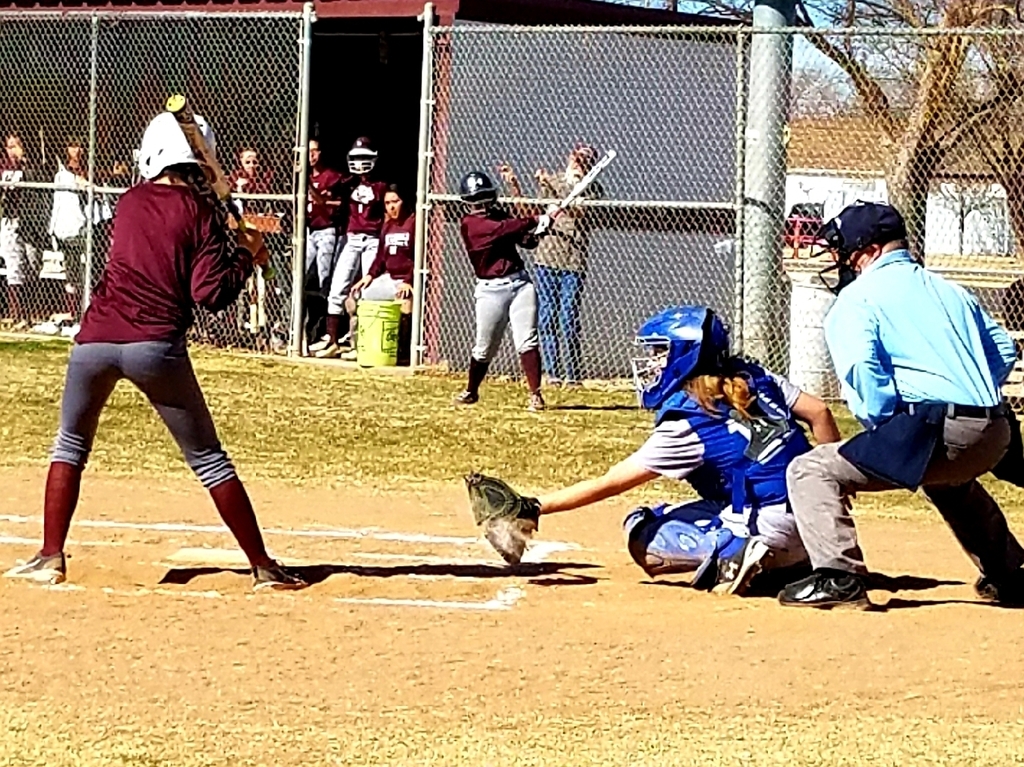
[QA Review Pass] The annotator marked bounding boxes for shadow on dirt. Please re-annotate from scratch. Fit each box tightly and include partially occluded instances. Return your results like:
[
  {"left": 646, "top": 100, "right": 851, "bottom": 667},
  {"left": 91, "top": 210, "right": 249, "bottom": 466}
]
[
  {"left": 643, "top": 568, "right": 963, "bottom": 599},
  {"left": 159, "top": 561, "right": 601, "bottom": 587},
  {"left": 880, "top": 597, "right": 1023, "bottom": 610}
]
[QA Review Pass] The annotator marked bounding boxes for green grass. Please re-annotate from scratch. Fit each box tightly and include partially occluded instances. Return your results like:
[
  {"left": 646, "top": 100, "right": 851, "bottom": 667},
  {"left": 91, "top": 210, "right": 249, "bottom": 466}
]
[{"left": 3, "top": 338, "right": 1023, "bottom": 521}]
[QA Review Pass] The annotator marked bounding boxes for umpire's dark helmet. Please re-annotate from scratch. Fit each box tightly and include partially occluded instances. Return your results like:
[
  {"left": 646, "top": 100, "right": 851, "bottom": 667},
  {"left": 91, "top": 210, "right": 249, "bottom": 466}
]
[{"left": 459, "top": 170, "right": 498, "bottom": 204}]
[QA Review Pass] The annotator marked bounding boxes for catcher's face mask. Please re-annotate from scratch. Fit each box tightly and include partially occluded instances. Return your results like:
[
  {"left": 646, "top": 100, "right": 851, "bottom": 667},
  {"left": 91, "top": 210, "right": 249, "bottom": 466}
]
[
  {"left": 815, "top": 218, "right": 858, "bottom": 296},
  {"left": 631, "top": 339, "right": 670, "bottom": 407}
]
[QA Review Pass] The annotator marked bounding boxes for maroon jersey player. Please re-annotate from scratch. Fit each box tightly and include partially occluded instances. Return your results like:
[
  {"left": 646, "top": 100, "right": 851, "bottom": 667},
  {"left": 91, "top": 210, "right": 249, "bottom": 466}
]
[
  {"left": 453, "top": 170, "right": 559, "bottom": 411},
  {"left": 345, "top": 184, "right": 415, "bottom": 365},
  {"left": 312, "top": 136, "right": 389, "bottom": 358}
]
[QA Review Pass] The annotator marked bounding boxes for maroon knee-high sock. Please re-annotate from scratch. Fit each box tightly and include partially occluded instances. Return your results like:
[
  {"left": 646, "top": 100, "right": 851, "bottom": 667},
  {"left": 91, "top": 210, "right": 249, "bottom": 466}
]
[
  {"left": 208, "top": 478, "right": 273, "bottom": 568},
  {"left": 396, "top": 313, "right": 412, "bottom": 367},
  {"left": 41, "top": 462, "right": 84, "bottom": 556},
  {"left": 467, "top": 358, "right": 490, "bottom": 396},
  {"left": 519, "top": 348, "right": 543, "bottom": 394},
  {"left": 324, "top": 314, "right": 342, "bottom": 344}
]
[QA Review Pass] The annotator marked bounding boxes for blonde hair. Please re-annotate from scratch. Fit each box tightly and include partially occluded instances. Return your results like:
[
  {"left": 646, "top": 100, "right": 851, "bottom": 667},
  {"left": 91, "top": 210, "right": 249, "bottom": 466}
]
[{"left": 684, "top": 373, "right": 755, "bottom": 420}]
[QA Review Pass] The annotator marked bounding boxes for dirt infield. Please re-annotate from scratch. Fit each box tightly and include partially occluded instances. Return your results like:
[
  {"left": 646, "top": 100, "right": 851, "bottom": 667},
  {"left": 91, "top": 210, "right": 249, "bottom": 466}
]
[{"left": 3, "top": 466, "right": 1024, "bottom": 767}]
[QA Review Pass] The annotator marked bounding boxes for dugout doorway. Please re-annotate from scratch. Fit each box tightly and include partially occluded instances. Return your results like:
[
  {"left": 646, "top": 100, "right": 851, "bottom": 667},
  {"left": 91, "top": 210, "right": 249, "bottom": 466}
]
[{"left": 308, "top": 17, "right": 424, "bottom": 199}]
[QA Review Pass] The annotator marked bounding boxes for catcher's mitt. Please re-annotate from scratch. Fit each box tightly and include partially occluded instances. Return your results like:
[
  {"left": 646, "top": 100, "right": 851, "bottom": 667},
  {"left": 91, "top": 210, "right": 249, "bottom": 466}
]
[{"left": 464, "top": 473, "right": 540, "bottom": 565}]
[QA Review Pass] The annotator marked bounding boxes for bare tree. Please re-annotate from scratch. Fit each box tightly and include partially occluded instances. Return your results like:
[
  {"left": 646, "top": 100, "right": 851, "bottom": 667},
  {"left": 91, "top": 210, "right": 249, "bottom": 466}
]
[{"left": 689, "top": 0, "right": 1024, "bottom": 256}]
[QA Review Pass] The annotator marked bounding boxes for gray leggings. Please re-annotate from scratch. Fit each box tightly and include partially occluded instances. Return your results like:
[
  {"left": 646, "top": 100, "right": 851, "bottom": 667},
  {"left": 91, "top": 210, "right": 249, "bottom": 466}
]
[
  {"left": 472, "top": 271, "right": 540, "bottom": 362},
  {"left": 52, "top": 341, "right": 237, "bottom": 488}
]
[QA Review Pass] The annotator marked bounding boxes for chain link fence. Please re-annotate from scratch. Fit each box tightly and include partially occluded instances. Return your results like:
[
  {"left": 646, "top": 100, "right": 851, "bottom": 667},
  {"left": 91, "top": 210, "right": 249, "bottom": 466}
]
[
  {"left": 5, "top": 13, "right": 1024, "bottom": 397},
  {"left": 784, "top": 26, "right": 1024, "bottom": 401},
  {"left": 0, "top": 10, "right": 305, "bottom": 352},
  {"left": 421, "top": 24, "right": 742, "bottom": 383},
  {"left": 419, "top": 23, "right": 1024, "bottom": 398}
]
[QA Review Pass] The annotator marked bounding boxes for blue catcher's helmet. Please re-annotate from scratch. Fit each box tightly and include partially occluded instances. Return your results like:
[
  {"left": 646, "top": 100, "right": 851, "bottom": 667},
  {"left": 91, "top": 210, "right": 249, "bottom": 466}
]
[{"left": 631, "top": 305, "right": 731, "bottom": 410}]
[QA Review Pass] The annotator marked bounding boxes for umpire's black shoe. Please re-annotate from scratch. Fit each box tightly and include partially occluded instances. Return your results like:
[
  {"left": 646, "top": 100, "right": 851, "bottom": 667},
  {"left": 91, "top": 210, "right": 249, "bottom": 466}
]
[
  {"left": 778, "top": 569, "right": 870, "bottom": 610},
  {"left": 974, "top": 571, "right": 1024, "bottom": 607}
]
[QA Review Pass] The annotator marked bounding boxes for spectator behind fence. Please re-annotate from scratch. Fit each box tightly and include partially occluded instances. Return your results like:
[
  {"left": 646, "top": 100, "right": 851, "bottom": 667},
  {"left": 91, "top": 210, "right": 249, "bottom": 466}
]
[
  {"left": 48, "top": 140, "right": 89, "bottom": 329},
  {"left": 500, "top": 144, "right": 602, "bottom": 387},
  {"left": 228, "top": 147, "right": 274, "bottom": 210},
  {"left": 343, "top": 184, "right": 415, "bottom": 365},
  {"left": 1, "top": 133, "right": 39, "bottom": 327}
]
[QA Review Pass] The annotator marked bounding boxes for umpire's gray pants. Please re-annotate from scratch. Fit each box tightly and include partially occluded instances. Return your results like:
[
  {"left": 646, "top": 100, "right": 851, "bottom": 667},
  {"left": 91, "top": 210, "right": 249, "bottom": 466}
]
[
  {"left": 472, "top": 271, "right": 539, "bottom": 362},
  {"left": 787, "top": 413, "right": 1024, "bottom": 579}
]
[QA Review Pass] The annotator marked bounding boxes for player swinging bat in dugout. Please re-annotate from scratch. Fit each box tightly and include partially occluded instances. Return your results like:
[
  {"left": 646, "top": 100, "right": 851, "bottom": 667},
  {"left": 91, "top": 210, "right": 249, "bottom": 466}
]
[
  {"left": 467, "top": 306, "right": 842, "bottom": 596},
  {"left": 3, "top": 110, "right": 307, "bottom": 591}
]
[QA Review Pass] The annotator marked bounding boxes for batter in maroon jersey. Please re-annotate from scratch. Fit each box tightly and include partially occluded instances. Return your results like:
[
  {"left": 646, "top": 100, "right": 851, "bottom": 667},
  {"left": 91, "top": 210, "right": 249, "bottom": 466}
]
[{"left": 2, "top": 112, "right": 306, "bottom": 591}]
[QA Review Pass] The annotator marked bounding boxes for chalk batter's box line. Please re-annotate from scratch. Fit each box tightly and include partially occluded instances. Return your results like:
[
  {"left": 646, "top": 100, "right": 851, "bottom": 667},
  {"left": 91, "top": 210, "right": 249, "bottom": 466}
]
[
  {"left": 0, "top": 514, "right": 580, "bottom": 554},
  {"left": 34, "top": 582, "right": 526, "bottom": 612}
]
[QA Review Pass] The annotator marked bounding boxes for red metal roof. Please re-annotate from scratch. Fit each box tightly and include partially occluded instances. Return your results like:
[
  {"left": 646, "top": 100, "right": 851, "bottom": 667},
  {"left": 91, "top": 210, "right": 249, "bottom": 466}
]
[{"left": 0, "top": 0, "right": 726, "bottom": 24}]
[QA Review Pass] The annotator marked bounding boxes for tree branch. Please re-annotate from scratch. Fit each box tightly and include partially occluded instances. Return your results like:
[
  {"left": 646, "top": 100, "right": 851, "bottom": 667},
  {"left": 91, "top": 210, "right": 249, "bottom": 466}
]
[{"left": 801, "top": 31, "right": 898, "bottom": 137}]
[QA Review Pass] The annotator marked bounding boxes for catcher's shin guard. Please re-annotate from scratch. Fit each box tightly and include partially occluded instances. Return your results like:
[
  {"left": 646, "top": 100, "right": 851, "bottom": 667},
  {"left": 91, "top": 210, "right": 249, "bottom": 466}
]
[{"left": 623, "top": 505, "right": 735, "bottom": 581}]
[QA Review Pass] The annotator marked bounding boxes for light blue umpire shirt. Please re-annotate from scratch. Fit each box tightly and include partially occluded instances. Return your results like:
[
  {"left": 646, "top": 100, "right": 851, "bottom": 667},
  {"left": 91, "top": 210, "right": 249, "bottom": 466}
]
[{"left": 823, "top": 248, "right": 1017, "bottom": 426}]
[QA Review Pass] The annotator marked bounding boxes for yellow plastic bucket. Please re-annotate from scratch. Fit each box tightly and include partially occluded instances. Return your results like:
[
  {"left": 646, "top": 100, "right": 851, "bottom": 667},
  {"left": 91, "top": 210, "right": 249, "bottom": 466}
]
[{"left": 356, "top": 300, "right": 403, "bottom": 368}]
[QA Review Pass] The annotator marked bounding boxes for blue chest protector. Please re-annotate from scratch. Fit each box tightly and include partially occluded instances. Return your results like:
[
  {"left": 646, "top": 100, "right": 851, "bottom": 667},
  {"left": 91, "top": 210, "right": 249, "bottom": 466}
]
[{"left": 654, "top": 364, "right": 812, "bottom": 514}]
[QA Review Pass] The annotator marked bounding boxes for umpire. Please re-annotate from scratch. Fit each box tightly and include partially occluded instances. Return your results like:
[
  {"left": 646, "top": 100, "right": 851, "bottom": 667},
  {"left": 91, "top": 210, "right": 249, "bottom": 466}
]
[{"left": 780, "top": 201, "right": 1024, "bottom": 609}]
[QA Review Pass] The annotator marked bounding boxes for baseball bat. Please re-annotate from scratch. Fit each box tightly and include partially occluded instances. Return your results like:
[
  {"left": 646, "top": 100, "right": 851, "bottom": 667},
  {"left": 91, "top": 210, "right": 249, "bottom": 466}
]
[
  {"left": 165, "top": 94, "right": 273, "bottom": 279},
  {"left": 556, "top": 149, "right": 616, "bottom": 211}
]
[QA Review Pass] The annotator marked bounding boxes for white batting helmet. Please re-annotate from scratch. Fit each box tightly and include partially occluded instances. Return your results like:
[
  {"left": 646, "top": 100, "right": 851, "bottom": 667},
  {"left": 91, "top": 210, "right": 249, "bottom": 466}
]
[
  {"left": 137, "top": 111, "right": 216, "bottom": 181},
  {"left": 347, "top": 136, "right": 377, "bottom": 175}
]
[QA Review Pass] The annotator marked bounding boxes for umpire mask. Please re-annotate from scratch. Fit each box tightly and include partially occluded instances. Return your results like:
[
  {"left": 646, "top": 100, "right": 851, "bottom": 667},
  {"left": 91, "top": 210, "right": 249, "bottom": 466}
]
[{"left": 815, "top": 217, "right": 858, "bottom": 295}]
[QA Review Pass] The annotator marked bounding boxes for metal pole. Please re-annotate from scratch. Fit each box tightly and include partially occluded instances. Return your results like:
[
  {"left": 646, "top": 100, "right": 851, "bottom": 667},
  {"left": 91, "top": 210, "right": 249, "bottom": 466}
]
[
  {"left": 742, "top": 0, "right": 794, "bottom": 371},
  {"left": 83, "top": 12, "right": 99, "bottom": 313},
  {"left": 411, "top": 2, "right": 435, "bottom": 369},
  {"left": 731, "top": 28, "right": 747, "bottom": 355},
  {"left": 289, "top": 1, "right": 315, "bottom": 356}
]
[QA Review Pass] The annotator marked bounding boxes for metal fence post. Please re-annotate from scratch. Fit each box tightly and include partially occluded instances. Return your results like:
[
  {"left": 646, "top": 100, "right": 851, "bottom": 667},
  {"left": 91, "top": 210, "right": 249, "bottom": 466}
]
[
  {"left": 742, "top": 0, "right": 794, "bottom": 371},
  {"left": 289, "top": 2, "right": 315, "bottom": 356},
  {"left": 83, "top": 12, "right": 100, "bottom": 313},
  {"left": 411, "top": 2, "right": 435, "bottom": 369},
  {"left": 731, "top": 27, "right": 748, "bottom": 355}
]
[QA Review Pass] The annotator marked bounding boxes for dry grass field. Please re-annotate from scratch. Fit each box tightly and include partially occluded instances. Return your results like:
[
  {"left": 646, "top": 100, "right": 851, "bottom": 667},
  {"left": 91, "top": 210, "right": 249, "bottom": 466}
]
[{"left": 2, "top": 338, "right": 1023, "bottom": 766}]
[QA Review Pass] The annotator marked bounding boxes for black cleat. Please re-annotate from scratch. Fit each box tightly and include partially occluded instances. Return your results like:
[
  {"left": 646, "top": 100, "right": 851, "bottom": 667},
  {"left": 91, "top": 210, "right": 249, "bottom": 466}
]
[
  {"left": 253, "top": 562, "right": 308, "bottom": 592},
  {"left": 778, "top": 569, "right": 871, "bottom": 610},
  {"left": 974, "top": 571, "right": 1024, "bottom": 607}
]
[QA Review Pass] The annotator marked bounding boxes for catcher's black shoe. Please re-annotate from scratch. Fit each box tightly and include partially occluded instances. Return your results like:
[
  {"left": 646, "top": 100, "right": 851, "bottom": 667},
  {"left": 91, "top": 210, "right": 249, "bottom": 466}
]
[
  {"left": 974, "top": 571, "right": 1024, "bottom": 607},
  {"left": 712, "top": 538, "right": 770, "bottom": 596},
  {"left": 778, "top": 569, "right": 870, "bottom": 609}
]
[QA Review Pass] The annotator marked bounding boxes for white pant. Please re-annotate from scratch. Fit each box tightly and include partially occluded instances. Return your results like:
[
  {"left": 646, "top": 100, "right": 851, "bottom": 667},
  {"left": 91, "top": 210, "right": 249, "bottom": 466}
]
[
  {"left": 472, "top": 271, "right": 539, "bottom": 361},
  {"left": 305, "top": 227, "right": 338, "bottom": 291},
  {"left": 1, "top": 218, "right": 33, "bottom": 287},
  {"left": 695, "top": 499, "right": 808, "bottom": 569},
  {"left": 327, "top": 233, "right": 379, "bottom": 315}
]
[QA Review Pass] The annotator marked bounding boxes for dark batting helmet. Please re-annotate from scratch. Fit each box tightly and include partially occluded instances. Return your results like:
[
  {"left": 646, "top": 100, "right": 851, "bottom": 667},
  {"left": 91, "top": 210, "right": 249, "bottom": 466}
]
[{"left": 459, "top": 170, "right": 498, "bottom": 204}]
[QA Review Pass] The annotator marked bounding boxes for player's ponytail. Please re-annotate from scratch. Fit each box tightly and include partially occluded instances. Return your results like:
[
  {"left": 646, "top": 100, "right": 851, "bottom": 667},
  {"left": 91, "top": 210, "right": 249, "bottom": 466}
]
[
  {"left": 165, "top": 162, "right": 231, "bottom": 235},
  {"left": 684, "top": 367, "right": 755, "bottom": 420}
]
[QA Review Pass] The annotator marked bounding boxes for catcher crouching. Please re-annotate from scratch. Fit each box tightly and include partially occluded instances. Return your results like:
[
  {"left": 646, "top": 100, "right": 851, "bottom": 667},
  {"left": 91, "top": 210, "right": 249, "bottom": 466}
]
[{"left": 466, "top": 305, "right": 841, "bottom": 595}]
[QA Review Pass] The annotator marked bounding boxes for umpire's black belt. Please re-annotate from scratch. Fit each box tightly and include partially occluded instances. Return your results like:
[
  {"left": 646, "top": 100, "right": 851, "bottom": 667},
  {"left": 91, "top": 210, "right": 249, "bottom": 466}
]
[{"left": 902, "top": 402, "right": 1006, "bottom": 419}]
